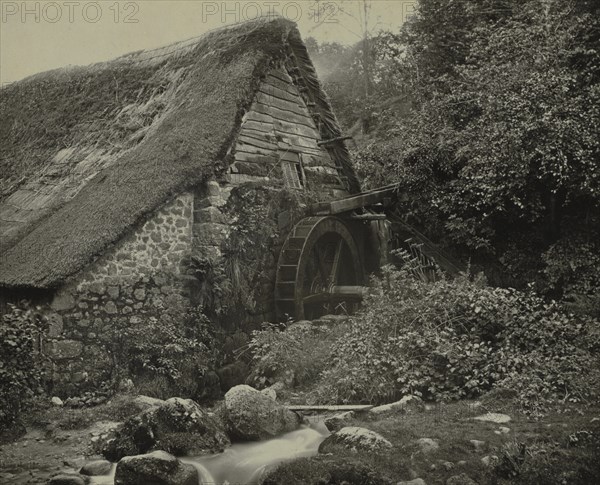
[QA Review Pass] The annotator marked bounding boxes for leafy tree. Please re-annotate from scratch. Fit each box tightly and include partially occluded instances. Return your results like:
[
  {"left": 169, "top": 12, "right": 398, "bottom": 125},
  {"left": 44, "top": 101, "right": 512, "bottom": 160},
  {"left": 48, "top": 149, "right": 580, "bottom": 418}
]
[
  {"left": 355, "top": 0, "right": 600, "bottom": 300},
  {"left": 306, "top": 31, "right": 406, "bottom": 134}
]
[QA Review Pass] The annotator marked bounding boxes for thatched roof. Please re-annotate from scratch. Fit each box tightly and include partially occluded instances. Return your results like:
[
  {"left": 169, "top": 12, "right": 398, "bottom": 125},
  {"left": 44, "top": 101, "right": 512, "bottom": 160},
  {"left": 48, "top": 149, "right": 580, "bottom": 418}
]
[{"left": 0, "top": 17, "right": 358, "bottom": 290}]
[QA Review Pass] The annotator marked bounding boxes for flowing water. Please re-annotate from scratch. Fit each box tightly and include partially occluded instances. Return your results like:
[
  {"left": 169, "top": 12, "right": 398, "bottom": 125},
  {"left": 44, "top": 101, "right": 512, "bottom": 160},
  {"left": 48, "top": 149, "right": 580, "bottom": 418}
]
[{"left": 90, "top": 419, "right": 329, "bottom": 485}]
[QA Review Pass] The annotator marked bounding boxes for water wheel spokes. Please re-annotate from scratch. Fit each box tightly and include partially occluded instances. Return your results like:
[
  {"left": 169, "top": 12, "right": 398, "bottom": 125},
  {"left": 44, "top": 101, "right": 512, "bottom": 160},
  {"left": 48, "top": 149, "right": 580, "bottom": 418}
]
[{"left": 275, "top": 217, "right": 366, "bottom": 321}]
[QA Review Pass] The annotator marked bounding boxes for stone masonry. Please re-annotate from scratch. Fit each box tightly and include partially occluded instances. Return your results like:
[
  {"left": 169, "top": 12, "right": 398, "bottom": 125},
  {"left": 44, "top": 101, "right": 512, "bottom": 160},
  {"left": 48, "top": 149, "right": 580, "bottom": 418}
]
[{"left": 43, "top": 192, "right": 199, "bottom": 394}]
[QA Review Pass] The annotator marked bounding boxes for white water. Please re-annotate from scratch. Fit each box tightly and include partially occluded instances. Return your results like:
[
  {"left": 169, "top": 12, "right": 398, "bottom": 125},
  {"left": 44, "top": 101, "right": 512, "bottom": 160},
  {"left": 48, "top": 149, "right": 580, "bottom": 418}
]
[{"left": 91, "top": 420, "right": 329, "bottom": 485}]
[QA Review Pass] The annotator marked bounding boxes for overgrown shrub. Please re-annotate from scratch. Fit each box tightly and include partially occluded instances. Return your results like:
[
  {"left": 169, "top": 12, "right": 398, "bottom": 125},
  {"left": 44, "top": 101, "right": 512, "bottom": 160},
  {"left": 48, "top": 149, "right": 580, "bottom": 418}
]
[
  {"left": 247, "top": 321, "right": 350, "bottom": 390},
  {"left": 542, "top": 235, "right": 600, "bottom": 318},
  {"left": 192, "top": 184, "right": 314, "bottom": 324},
  {"left": 106, "top": 301, "right": 220, "bottom": 400},
  {"left": 220, "top": 184, "right": 315, "bottom": 319},
  {"left": 0, "top": 302, "right": 49, "bottom": 431},
  {"left": 316, "top": 265, "right": 600, "bottom": 413}
]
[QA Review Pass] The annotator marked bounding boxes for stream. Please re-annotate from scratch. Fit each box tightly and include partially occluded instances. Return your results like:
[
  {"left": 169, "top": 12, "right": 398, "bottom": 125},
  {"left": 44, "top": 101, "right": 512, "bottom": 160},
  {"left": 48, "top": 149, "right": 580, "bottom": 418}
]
[{"left": 90, "top": 418, "right": 329, "bottom": 485}]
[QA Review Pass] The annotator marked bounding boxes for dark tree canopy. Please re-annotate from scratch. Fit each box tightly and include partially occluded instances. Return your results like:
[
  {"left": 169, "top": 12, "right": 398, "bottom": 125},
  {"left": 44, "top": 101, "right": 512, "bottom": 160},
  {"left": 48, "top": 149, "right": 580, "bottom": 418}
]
[{"left": 311, "top": 0, "right": 600, "bottom": 309}]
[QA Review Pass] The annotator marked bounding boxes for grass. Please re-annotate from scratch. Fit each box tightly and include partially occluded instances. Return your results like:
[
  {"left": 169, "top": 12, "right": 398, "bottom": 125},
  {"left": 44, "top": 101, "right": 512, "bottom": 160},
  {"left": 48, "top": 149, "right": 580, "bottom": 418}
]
[
  {"left": 265, "top": 399, "right": 600, "bottom": 485},
  {"left": 24, "top": 393, "right": 145, "bottom": 431}
]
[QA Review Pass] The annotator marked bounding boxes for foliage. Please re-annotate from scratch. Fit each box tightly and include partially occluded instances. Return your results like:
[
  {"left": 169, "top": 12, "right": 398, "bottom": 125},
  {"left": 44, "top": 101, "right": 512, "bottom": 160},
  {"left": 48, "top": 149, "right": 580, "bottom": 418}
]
[
  {"left": 0, "top": 302, "right": 49, "bottom": 431},
  {"left": 499, "top": 437, "right": 600, "bottom": 485},
  {"left": 221, "top": 184, "right": 281, "bottom": 316},
  {"left": 346, "top": 0, "right": 600, "bottom": 300},
  {"left": 541, "top": 232, "right": 600, "bottom": 317},
  {"left": 316, "top": 265, "right": 600, "bottom": 413},
  {"left": 129, "top": 312, "right": 214, "bottom": 380},
  {"left": 194, "top": 184, "right": 313, "bottom": 322},
  {"left": 262, "top": 455, "right": 399, "bottom": 485},
  {"left": 31, "top": 393, "right": 143, "bottom": 431},
  {"left": 105, "top": 300, "right": 219, "bottom": 399},
  {"left": 265, "top": 396, "right": 600, "bottom": 485},
  {"left": 190, "top": 254, "right": 232, "bottom": 317},
  {"left": 247, "top": 320, "right": 350, "bottom": 389},
  {"left": 306, "top": 31, "right": 407, "bottom": 133}
]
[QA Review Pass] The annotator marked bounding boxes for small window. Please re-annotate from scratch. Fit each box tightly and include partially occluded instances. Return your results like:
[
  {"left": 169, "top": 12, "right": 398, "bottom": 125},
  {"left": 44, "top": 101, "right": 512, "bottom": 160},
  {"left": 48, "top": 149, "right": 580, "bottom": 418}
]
[{"left": 281, "top": 151, "right": 305, "bottom": 189}]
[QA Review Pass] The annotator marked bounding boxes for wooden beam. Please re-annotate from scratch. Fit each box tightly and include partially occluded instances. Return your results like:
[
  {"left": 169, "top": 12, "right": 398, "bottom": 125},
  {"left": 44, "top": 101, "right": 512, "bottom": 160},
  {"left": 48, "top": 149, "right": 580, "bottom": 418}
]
[
  {"left": 349, "top": 213, "right": 387, "bottom": 220},
  {"left": 286, "top": 405, "right": 374, "bottom": 412},
  {"left": 317, "top": 136, "right": 353, "bottom": 147},
  {"left": 311, "top": 184, "right": 406, "bottom": 215},
  {"left": 234, "top": 150, "right": 278, "bottom": 164}
]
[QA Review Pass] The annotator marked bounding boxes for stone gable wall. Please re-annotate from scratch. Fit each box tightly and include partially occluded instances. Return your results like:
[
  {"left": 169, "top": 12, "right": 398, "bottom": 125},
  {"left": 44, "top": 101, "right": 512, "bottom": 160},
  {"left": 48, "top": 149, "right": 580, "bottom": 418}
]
[{"left": 77, "top": 193, "right": 194, "bottom": 281}]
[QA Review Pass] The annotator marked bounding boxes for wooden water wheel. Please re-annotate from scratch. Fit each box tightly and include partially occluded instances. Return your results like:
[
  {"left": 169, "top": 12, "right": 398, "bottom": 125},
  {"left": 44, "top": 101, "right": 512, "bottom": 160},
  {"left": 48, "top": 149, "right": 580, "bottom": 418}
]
[{"left": 275, "top": 216, "right": 366, "bottom": 320}]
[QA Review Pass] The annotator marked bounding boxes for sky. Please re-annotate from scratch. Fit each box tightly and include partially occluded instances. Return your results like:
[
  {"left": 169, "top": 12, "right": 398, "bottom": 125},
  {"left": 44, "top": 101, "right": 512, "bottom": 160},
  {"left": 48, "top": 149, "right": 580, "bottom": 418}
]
[{"left": 0, "top": 0, "right": 416, "bottom": 85}]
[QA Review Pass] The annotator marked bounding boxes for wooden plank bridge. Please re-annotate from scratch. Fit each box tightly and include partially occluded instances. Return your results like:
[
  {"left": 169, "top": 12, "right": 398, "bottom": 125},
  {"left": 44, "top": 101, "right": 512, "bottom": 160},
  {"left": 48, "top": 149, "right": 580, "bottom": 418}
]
[{"left": 286, "top": 404, "right": 374, "bottom": 412}]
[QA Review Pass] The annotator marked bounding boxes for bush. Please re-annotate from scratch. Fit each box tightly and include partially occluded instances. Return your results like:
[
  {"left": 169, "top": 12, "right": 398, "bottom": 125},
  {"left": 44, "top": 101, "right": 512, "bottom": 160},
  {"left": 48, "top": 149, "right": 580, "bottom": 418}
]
[
  {"left": 247, "top": 320, "right": 350, "bottom": 390},
  {"left": 106, "top": 301, "right": 221, "bottom": 400},
  {"left": 0, "top": 302, "right": 49, "bottom": 431},
  {"left": 542, "top": 235, "right": 600, "bottom": 318},
  {"left": 316, "top": 264, "right": 600, "bottom": 413}
]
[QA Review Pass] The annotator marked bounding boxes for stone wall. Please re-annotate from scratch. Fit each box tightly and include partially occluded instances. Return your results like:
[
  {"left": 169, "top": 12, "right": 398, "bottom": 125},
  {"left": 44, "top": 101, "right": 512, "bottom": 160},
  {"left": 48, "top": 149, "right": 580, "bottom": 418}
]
[
  {"left": 39, "top": 182, "right": 302, "bottom": 396},
  {"left": 36, "top": 168, "right": 315, "bottom": 398},
  {"left": 191, "top": 178, "right": 311, "bottom": 329},
  {"left": 78, "top": 192, "right": 194, "bottom": 281},
  {"left": 193, "top": 181, "right": 231, "bottom": 261},
  {"left": 43, "top": 193, "right": 199, "bottom": 395}
]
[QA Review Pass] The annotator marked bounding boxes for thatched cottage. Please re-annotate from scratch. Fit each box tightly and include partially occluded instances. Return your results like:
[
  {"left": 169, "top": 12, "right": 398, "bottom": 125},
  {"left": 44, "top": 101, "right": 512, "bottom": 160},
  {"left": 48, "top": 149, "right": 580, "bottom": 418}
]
[{"left": 0, "top": 18, "right": 363, "bottom": 391}]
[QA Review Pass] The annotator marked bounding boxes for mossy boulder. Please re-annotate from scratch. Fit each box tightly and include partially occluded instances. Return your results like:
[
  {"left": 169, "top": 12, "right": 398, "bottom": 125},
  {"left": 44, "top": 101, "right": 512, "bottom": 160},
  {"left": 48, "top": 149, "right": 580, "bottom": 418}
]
[
  {"left": 79, "top": 459, "right": 112, "bottom": 476},
  {"left": 102, "top": 397, "right": 229, "bottom": 461},
  {"left": 114, "top": 450, "right": 197, "bottom": 485},
  {"left": 224, "top": 384, "right": 302, "bottom": 440},
  {"left": 324, "top": 411, "right": 355, "bottom": 432},
  {"left": 319, "top": 427, "right": 393, "bottom": 454}
]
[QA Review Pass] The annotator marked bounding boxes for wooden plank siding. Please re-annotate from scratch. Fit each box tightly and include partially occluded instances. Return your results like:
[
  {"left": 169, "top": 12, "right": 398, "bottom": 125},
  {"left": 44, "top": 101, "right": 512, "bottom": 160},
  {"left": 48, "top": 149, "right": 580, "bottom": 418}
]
[
  {"left": 252, "top": 102, "right": 316, "bottom": 128},
  {"left": 259, "top": 83, "right": 306, "bottom": 105},
  {"left": 268, "top": 68, "right": 295, "bottom": 84},
  {"left": 264, "top": 73, "right": 298, "bottom": 95},
  {"left": 255, "top": 92, "right": 309, "bottom": 117},
  {"left": 237, "top": 135, "right": 279, "bottom": 151},
  {"left": 230, "top": 66, "right": 346, "bottom": 194}
]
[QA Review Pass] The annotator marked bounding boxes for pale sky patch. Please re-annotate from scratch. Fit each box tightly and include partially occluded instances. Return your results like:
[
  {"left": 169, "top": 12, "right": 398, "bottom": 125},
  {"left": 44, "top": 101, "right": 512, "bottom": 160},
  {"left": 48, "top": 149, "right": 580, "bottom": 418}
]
[{"left": 0, "top": 0, "right": 416, "bottom": 84}]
